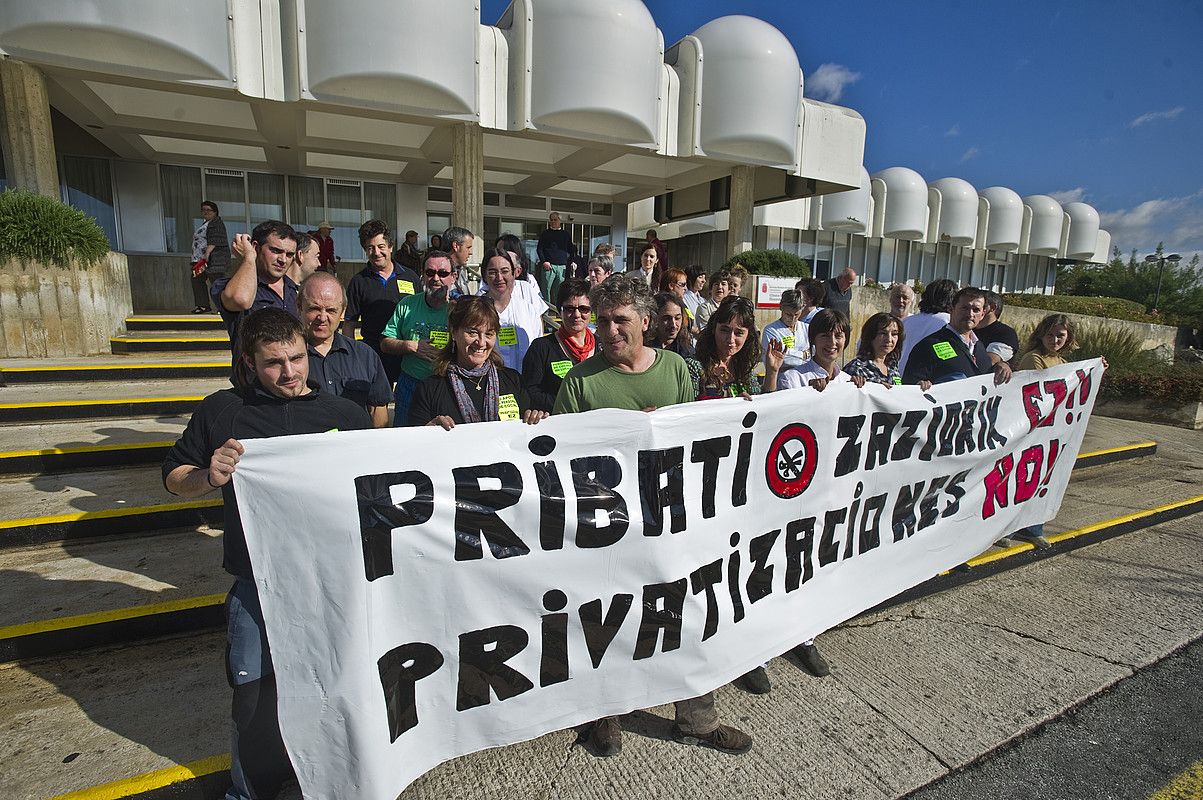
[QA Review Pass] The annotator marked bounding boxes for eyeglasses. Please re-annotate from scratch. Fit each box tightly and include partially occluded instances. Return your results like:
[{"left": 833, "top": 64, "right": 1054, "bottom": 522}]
[
  {"left": 425, "top": 268, "right": 453, "bottom": 278},
  {"left": 561, "top": 304, "right": 592, "bottom": 315},
  {"left": 673, "top": 281, "right": 687, "bottom": 287}
]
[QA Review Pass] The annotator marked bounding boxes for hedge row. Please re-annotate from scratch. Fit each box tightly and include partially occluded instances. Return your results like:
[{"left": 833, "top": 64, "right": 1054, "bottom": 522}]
[
  {"left": 723, "top": 249, "right": 812, "bottom": 279},
  {"left": 1003, "top": 293, "right": 1158, "bottom": 325},
  {"left": 1101, "top": 364, "right": 1203, "bottom": 406},
  {"left": 0, "top": 189, "right": 111, "bottom": 266}
]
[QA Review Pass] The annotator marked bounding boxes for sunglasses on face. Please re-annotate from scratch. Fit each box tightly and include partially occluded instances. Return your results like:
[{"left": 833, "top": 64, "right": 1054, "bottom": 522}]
[
  {"left": 425, "top": 268, "right": 453, "bottom": 278},
  {"left": 561, "top": 304, "right": 591, "bottom": 315}
]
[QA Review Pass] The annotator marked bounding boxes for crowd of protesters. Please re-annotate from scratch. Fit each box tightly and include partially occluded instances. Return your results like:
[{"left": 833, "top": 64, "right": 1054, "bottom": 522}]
[{"left": 166, "top": 209, "right": 1096, "bottom": 799}]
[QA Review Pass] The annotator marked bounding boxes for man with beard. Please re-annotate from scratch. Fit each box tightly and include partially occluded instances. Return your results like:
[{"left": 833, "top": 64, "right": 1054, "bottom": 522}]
[
  {"left": 380, "top": 249, "right": 458, "bottom": 424},
  {"left": 300, "top": 272, "right": 391, "bottom": 427}
]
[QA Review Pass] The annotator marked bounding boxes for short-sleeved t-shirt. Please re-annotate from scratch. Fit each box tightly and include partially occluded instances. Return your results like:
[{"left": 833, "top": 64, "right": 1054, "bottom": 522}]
[
  {"left": 779, "top": 358, "right": 852, "bottom": 391},
  {"left": 761, "top": 318, "right": 810, "bottom": 370},
  {"left": 161, "top": 384, "right": 370, "bottom": 578},
  {"left": 307, "top": 333, "right": 392, "bottom": 409},
  {"left": 380, "top": 292, "right": 451, "bottom": 380},
  {"left": 553, "top": 349, "right": 693, "bottom": 414},
  {"left": 345, "top": 265, "right": 420, "bottom": 345}
]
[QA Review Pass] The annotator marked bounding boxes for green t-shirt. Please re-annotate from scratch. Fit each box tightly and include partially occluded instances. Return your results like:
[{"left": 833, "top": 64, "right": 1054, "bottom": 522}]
[
  {"left": 381, "top": 293, "right": 450, "bottom": 380},
  {"left": 553, "top": 349, "right": 694, "bottom": 414}
]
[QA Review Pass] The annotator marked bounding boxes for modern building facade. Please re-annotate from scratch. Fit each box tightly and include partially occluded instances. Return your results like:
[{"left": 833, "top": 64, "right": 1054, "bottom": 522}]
[{"left": 0, "top": 0, "right": 1107, "bottom": 311}]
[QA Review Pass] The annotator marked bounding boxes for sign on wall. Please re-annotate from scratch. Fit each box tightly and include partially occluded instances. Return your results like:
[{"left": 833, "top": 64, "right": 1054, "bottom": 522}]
[{"left": 236, "top": 361, "right": 1101, "bottom": 799}]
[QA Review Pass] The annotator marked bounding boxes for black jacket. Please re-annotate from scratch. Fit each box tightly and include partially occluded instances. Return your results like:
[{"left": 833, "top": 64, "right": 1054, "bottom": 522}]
[{"left": 902, "top": 326, "right": 993, "bottom": 385}]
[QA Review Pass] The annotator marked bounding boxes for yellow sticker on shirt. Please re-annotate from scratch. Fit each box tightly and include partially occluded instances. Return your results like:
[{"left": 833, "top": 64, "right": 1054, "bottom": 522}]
[
  {"left": 782, "top": 335, "right": 795, "bottom": 349},
  {"left": 396, "top": 280, "right": 415, "bottom": 295},
  {"left": 551, "top": 359, "right": 573, "bottom": 378},
  {"left": 498, "top": 393, "right": 520, "bottom": 421},
  {"left": 429, "top": 329, "right": 449, "bottom": 348},
  {"left": 590, "top": 313, "right": 597, "bottom": 325},
  {"left": 498, "top": 326, "right": 518, "bottom": 346}
]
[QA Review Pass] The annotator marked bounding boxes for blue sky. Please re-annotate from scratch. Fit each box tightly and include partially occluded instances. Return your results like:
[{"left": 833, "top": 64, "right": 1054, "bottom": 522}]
[{"left": 482, "top": 0, "right": 1202, "bottom": 263}]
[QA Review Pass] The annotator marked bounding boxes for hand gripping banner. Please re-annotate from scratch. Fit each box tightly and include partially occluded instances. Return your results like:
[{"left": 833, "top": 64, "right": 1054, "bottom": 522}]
[{"left": 235, "top": 360, "right": 1102, "bottom": 798}]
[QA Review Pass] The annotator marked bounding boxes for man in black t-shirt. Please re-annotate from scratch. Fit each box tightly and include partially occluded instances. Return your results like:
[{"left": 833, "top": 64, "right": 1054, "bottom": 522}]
[
  {"left": 344, "top": 220, "right": 420, "bottom": 384},
  {"left": 975, "top": 290, "right": 1021, "bottom": 368},
  {"left": 162, "top": 308, "right": 370, "bottom": 800}
]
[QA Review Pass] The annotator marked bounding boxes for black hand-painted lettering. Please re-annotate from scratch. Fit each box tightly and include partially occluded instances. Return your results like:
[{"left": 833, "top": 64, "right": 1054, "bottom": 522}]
[{"left": 355, "top": 471, "right": 434, "bottom": 581}]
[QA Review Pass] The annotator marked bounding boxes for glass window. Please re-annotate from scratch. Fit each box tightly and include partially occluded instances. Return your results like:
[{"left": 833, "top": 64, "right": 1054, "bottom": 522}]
[
  {"left": 551, "top": 198, "right": 591, "bottom": 215},
  {"left": 592, "top": 202, "right": 612, "bottom": 216},
  {"left": 589, "top": 225, "right": 611, "bottom": 256},
  {"left": 505, "top": 193, "right": 545, "bottom": 210},
  {"left": 62, "top": 155, "right": 117, "bottom": 249},
  {"left": 483, "top": 192, "right": 500, "bottom": 207},
  {"left": 248, "top": 172, "right": 284, "bottom": 226},
  {"left": 160, "top": 164, "right": 203, "bottom": 254},
  {"left": 483, "top": 216, "right": 500, "bottom": 246},
  {"left": 848, "top": 234, "right": 866, "bottom": 278},
  {"left": 812, "top": 231, "right": 833, "bottom": 280},
  {"left": 287, "top": 176, "right": 325, "bottom": 233},
  {"left": 427, "top": 214, "right": 451, "bottom": 246},
  {"left": 326, "top": 181, "right": 363, "bottom": 261},
  {"left": 865, "top": 237, "right": 882, "bottom": 283},
  {"left": 364, "top": 182, "right": 396, "bottom": 231},
  {"left": 427, "top": 187, "right": 452, "bottom": 203},
  {"left": 204, "top": 171, "right": 247, "bottom": 239}
]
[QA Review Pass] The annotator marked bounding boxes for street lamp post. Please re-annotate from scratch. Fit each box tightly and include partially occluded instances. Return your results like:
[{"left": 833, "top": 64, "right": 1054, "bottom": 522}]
[{"left": 1144, "top": 252, "right": 1182, "bottom": 311}]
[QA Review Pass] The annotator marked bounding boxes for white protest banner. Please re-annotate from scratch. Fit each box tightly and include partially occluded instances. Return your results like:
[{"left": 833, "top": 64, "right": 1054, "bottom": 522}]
[{"left": 235, "top": 359, "right": 1102, "bottom": 799}]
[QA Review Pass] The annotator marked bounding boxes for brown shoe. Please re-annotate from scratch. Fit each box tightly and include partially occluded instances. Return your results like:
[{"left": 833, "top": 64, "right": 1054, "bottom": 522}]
[
  {"left": 671, "top": 723, "right": 753, "bottom": 754},
  {"left": 589, "top": 716, "right": 622, "bottom": 757}
]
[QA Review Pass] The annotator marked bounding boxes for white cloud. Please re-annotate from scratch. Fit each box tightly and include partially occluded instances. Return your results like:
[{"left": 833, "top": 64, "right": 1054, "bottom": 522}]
[
  {"left": 805, "top": 63, "right": 862, "bottom": 103},
  {"left": 1049, "top": 188, "right": 1087, "bottom": 205},
  {"left": 945, "top": 124, "right": 960, "bottom": 137},
  {"left": 1098, "top": 191, "right": 1203, "bottom": 261},
  {"left": 1128, "top": 106, "right": 1185, "bottom": 128},
  {"left": 959, "top": 146, "right": 980, "bottom": 163}
]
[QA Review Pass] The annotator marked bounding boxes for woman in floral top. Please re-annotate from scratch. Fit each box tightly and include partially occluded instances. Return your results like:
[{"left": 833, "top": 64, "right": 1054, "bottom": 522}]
[
  {"left": 844, "top": 312, "right": 931, "bottom": 390},
  {"left": 686, "top": 296, "right": 779, "bottom": 400}
]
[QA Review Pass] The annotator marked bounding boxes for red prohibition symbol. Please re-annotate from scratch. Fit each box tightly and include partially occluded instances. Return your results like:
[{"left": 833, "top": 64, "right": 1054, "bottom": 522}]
[{"left": 765, "top": 423, "right": 819, "bottom": 499}]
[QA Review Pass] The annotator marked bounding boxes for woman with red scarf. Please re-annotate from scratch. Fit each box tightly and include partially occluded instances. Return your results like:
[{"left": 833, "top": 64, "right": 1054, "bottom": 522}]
[{"left": 521, "top": 278, "right": 597, "bottom": 412}]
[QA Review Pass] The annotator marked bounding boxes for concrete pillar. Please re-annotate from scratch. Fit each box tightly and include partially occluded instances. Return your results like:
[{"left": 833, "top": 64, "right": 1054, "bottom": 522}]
[
  {"left": 451, "top": 122, "right": 484, "bottom": 267},
  {"left": 610, "top": 202, "right": 629, "bottom": 265},
  {"left": 0, "top": 59, "right": 60, "bottom": 197},
  {"left": 396, "top": 182, "right": 426, "bottom": 238},
  {"left": 728, "top": 165, "right": 755, "bottom": 256}
]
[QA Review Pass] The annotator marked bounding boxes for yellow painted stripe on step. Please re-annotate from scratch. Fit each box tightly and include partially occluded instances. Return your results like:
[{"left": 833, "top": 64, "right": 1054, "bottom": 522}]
[
  {"left": 0, "top": 593, "right": 225, "bottom": 641},
  {"left": 110, "top": 336, "right": 227, "bottom": 343},
  {"left": 0, "top": 499, "right": 221, "bottom": 530},
  {"left": 47, "top": 753, "right": 231, "bottom": 800},
  {"left": 0, "top": 396, "right": 205, "bottom": 409},
  {"left": 125, "top": 316, "right": 221, "bottom": 322},
  {"left": 0, "top": 441, "right": 173, "bottom": 459},
  {"left": 0, "top": 363, "right": 226, "bottom": 372},
  {"left": 1046, "top": 493, "right": 1203, "bottom": 545},
  {"left": 1076, "top": 440, "right": 1157, "bottom": 459},
  {"left": 1150, "top": 759, "right": 1203, "bottom": 800}
]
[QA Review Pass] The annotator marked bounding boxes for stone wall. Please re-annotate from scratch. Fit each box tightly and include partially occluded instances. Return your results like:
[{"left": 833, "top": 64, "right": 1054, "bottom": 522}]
[{"left": 0, "top": 252, "right": 132, "bottom": 357}]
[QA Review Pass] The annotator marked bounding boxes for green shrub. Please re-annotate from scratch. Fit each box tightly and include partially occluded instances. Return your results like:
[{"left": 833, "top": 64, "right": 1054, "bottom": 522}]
[
  {"left": 723, "top": 249, "right": 811, "bottom": 279},
  {"left": 1004, "top": 293, "right": 1158, "bottom": 325},
  {"left": 1101, "top": 364, "right": 1203, "bottom": 407},
  {"left": 1069, "top": 321, "right": 1161, "bottom": 373},
  {"left": 0, "top": 189, "right": 111, "bottom": 266}
]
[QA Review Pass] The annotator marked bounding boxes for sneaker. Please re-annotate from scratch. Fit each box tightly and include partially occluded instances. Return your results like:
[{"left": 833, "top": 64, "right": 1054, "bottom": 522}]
[
  {"left": 192, "top": 306, "right": 210, "bottom": 314},
  {"left": 588, "top": 716, "right": 622, "bottom": 757},
  {"left": 671, "top": 723, "right": 753, "bottom": 754},
  {"left": 794, "top": 642, "right": 831, "bottom": 677},
  {"left": 737, "top": 666, "right": 772, "bottom": 694},
  {"left": 1013, "top": 530, "right": 1052, "bottom": 550}
]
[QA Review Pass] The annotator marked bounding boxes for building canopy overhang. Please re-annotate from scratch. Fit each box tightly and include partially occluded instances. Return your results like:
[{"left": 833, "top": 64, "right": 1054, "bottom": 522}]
[{"left": 0, "top": 0, "right": 866, "bottom": 206}]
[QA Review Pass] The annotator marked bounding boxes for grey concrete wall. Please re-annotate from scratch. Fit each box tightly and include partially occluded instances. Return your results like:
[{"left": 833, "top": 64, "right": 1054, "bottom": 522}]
[
  {"left": 1001, "top": 305, "right": 1178, "bottom": 363},
  {"left": 0, "top": 252, "right": 131, "bottom": 357}
]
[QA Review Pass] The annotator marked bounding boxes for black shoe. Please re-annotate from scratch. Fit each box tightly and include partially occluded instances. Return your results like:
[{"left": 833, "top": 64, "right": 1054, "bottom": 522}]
[
  {"left": 671, "top": 723, "right": 753, "bottom": 754},
  {"left": 794, "top": 642, "right": 831, "bottom": 677},
  {"left": 588, "top": 716, "right": 622, "bottom": 757},
  {"left": 737, "top": 666, "right": 771, "bottom": 694},
  {"left": 1013, "top": 529, "right": 1052, "bottom": 550},
  {"left": 192, "top": 306, "right": 210, "bottom": 314}
]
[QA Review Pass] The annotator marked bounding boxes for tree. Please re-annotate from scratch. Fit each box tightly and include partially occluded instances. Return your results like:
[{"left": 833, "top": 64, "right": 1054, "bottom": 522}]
[{"left": 1057, "top": 242, "right": 1203, "bottom": 326}]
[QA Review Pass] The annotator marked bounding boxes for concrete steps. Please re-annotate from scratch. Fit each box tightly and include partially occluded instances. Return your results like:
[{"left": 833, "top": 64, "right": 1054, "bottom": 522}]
[
  {"left": 0, "top": 417, "right": 191, "bottom": 474},
  {"left": 0, "top": 378, "right": 228, "bottom": 423}
]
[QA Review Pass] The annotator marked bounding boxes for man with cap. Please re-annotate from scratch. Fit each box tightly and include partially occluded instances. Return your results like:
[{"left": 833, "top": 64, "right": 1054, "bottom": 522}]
[
  {"left": 311, "top": 221, "right": 337, "bottom": 273},
  {"left": 394, "top": 229, "right": 423, "bottom": 272}
]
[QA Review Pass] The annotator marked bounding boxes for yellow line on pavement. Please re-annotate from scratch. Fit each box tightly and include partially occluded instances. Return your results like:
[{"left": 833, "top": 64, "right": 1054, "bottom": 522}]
[
  {"left": 0, "top": 363, "right": 226, "bottom": 372},
  {"left": 0, "top": 499, "right": 221, "bottom": 530},
  {"left": 0, "top": 396, "right": 204, "bottom": 409},
  {"left": 1046, "top": 494, "right": 1203, "bottom": 545},
  {"left": 0, "top": 441, "right": 172, "bottom": 459},
  {"left": 0, "top": 593, "right": 225, "bottom": 641},
  {"left": 47, "top": 754, "right": 231, "bottom": 800},
  {"left": 1077, "top": 440, "right": 1157, "bottom": 459},
  {"left": 1150, "top": 759, "right": 1203, "bottom": 800}
]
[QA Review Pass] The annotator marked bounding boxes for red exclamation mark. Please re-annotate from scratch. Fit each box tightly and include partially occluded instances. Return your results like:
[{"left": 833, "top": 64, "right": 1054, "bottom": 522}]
[{"left": 1037, "top": 439, "right": 1061, "bottom": 497}]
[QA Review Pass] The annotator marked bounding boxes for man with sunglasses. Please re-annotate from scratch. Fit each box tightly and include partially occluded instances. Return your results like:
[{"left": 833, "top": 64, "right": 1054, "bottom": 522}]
[
  {"left": 521, "top": 277, "right": 595, "bottom": 411},
  {"left": 380, "top": 250, "right": 457, "bottom": 424}
]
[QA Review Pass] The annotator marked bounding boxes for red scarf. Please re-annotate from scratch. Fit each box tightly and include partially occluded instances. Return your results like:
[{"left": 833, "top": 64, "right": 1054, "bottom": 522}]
[{"left": 557, "top": 326, "right": 595, "bottom": 363}]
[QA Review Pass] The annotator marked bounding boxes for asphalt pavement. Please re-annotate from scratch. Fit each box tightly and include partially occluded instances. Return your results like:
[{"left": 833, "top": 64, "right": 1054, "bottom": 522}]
[{"left": 906, "top": 635, "right": 1203, "bottom": 800}]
